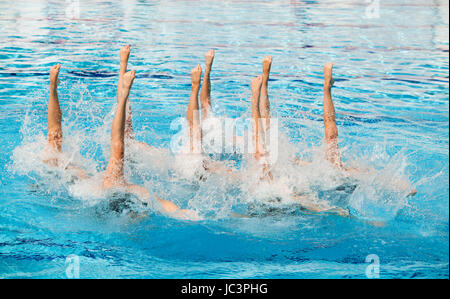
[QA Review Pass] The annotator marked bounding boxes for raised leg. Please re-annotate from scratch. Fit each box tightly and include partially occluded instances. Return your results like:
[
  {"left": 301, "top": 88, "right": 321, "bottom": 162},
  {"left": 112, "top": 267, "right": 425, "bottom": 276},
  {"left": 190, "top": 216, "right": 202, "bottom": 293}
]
[
  {"left": 117, "top": 45, "right": 134, "bottom": 140},
  {"left": 251, "top": 75, "right": 273, "bottom": 180},
  {"left": 47, "top": 64, "right": 63, "bottom": 152},
  {"left": 186, "top": 64, "right": 202, "bottom": 153},
  {"left": 200, "top": 49, "right": 214, "bottom": 120},
  {"left": 260, "top": 56, "right": 272, "bottom": 132},
  {"left": 323, "top": 62, "right": 343, "bottom": 168},
  {"left": 251, "top": 75, "right": 265, "bottom": 160},
  {"left": 103, "top": 70, "right": 135, "bottom": 188}
]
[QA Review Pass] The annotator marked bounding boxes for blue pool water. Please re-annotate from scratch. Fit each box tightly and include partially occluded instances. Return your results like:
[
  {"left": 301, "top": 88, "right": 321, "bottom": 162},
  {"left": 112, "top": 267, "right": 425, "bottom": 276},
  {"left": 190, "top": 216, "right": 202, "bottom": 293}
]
[{"left": 0, "top": 0, "right": 448, "bottom": 279}]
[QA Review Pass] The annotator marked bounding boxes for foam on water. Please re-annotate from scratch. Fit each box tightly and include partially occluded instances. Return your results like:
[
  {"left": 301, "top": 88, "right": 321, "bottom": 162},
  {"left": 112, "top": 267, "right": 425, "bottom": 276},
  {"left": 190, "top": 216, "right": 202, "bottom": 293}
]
[{"left": 10, "top": 82, "right": 419, "bottom": 224}]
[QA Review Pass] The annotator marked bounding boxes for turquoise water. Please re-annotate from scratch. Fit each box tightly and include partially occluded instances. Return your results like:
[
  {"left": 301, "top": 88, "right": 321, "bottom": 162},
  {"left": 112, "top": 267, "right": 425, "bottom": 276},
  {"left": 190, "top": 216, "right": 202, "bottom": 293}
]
[{"left": 0, "top": 0, "right": 448, "bottom": 278}]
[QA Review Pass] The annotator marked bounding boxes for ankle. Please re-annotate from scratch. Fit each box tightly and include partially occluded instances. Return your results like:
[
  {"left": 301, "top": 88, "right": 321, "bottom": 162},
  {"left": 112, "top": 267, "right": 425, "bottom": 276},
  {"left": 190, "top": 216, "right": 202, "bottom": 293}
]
[{"left": 119, "top": 86, "right": 131, "bottom": 98}]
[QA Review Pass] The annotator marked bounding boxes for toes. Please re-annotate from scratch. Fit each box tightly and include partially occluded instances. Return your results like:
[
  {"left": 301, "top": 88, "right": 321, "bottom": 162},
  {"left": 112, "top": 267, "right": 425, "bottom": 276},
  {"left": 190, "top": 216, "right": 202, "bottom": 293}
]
[
  {"left": 251, "top": 75, "right": 263, "bottom": 87},
  {"left": 263, "top": 56, "right": 272, "bottom": 73},
  {"left": 191, "top": 64, "right": 202, "bottom": 73},
  {"left": 51, "top": 64, "right": 61, "bottom": 73},
  {"left": 120, "top": 45, "right": 131, "bottom": 57},
  {"left": 205, "top": 50, "right": 215, "bottom": 66}
]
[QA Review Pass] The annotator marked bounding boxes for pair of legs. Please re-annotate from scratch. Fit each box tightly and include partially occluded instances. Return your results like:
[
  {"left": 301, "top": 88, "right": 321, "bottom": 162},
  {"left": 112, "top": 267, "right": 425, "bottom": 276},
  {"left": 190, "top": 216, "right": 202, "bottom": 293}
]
[
  {"left": 251, "top": 56, "right": 272, "bottom": 160},
  {"left": 184, "top": 54, "right": 272, "bottom": 177},
  {"left": 45, "top": 47, "right": 185, "bottom": 215},
  {"left": 103, "top": 45, "right": 185, "bottom": 213},
  {"left": 102, "top": 69, "right": 135, "bottom": 188},
  {"left": 250, "top": 56, "right": 273, "bottom": 179},
  {"left": 102, "top": 44, "right": 138, "bottom": 188},
  {"left": 186, "top": 50, "right": 215, "bottom": 153}
]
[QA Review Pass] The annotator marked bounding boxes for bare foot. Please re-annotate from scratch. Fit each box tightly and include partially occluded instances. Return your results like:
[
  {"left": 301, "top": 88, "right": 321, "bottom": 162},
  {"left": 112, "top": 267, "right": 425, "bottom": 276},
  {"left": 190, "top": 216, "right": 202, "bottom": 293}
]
[
  {"left": 251, "top": 75, "right": 262, "bottom": 95},
  {"left": 205, "top": 49, "right": 215, "bottom": 71},
  {"left": 50, "top": 64, "right": 61, "bottom": 87},
  {"left": 262, "top": 56, "right": 272, "bottom": 79},
  {"left": 324, "top": 62, "right": 335, "bottom": 89},
  {"left": 122, "top": 70, "right": 135, "bottom": 90},
  {"left": 120, "top": 45, "right": 131, "bottom": 65},
  {"left": 191, "top": 64, "right": 202, "bottom": 86}
]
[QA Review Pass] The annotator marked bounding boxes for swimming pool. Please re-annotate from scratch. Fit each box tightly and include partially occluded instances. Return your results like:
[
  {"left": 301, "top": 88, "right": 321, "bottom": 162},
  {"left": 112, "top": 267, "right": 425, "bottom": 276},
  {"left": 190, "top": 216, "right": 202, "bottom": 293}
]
[{"left": 0, "top": 0, "right": 448, "bottom": 279}]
